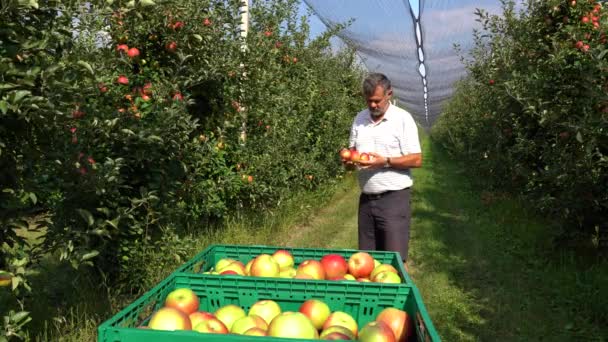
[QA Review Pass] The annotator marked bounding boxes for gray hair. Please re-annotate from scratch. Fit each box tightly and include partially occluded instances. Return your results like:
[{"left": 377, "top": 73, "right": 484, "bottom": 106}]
[{"left": 362, "top": 73, "right": 392, "bottom": 96}]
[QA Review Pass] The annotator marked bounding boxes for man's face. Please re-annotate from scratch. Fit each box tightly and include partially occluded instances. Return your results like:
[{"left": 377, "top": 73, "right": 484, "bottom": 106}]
[{"left": 366, "top": 86, "right": 392, "bottom": 118}]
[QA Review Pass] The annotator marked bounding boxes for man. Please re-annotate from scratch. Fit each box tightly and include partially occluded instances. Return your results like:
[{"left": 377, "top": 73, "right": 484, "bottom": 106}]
[{"left": 344, "top": 73, "right": 422, "bottom": 266}]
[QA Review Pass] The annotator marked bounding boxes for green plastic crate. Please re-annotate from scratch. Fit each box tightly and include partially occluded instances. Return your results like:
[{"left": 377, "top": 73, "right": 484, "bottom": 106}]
[
  {"left": 98, "top": 272, "right": 440, "bottom": 341},
  {"left": 174, "top": 244, "right": 413, "bottom": 285}
]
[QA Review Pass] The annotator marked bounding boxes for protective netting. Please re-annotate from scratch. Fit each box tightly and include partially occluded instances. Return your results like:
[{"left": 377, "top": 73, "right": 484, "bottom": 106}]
[{"left": 303, "top": 0, "right": 502, "bottom": 128}]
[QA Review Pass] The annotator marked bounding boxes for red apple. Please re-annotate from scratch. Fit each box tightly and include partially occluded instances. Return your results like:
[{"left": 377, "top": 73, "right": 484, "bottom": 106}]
[
  {"left": 299, "top": 299, "right": 331, "bottom": 330},
  {"left": 248, "top": 299, "right": 281, "bottom": 325},
  {"left": 358, "top": 321, "right": 396, "bottom": 342},
  {"left": 127, "top": 47, "right": 140, "bottom": 58},
  {"left": 203, "top": 18, "right": 212, "bottom": 27},
  {"left": 148, "top": 307, "right": 192, "bottom": 331},
  {"left": 339, "top": 148, "right": 352, "bottom": 161},
  {"left": 296, "top": 259, "right": 325, "bottom": 280},
  {"left": 116, "top": 75, "right": 129, "bottom": 85},
  {"left": 348, "top": 252, "right": 375, "bottom": 278},
  {"left": 165, "top": 41, "right": 177, "bottom": 52},
  {"left": 249, "top": 254, "right": 280, "bottom": 277},
  {"left": 192, "top": 317, "right": 229, "bottom": 334},
  {"left": 164, "top": 288, "right": 200, "bottom": 315},
  {"left": 272, "top": 249, "right": 295, "bottom": 270},
  {"left": 373, "top": 271, "right": 401, "bottom": 284},
  {"left": 214, "top": 304, "right": 246, "bottom": 331},
  {"left": 172, "top": 92, "right": 184, "bottom": 101},
  {"left": 216, "top": 260, "right": 246, "bottom": 275},
  {"left": 320, "top": 325, "right": 356, "bottom": 339},
  {"left": 116, "top": 44, "right": 129, "bottom": 53},
  {"left": 267, "top": 312, "right": 318, "bottom": 339},
  {"left": 376, "top": 307, "right": 413, "bottom": 342},
  {"left": 370, "top": 264, "right": 398, "bottom": 280},
  {"left": 189, "top": 311, "right": 215, "bottom": 328},
  {"left": 322, "top": 311, "right": 358, "bottom": 337},
  {"left": 320, "top": 254, "right": 349, "bottom": 279},
  {"left": 172, "top": 21, "right": 184, "bottom": 30},
  {"left": 359, "top": 153, "right": 371, "bottom": 162},
  {"left": 350, "top": 150, "right": 361, "bottom": 162}
]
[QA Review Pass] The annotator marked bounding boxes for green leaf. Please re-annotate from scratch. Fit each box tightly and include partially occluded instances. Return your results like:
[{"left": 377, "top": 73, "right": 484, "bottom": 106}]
[
  {"left": 81, "top": 250, "right": 99, "bottom": 261},
  {"left": 28, "top": 192, "right": 37, "bottom": 205},
  {"left": 193, "top": 34, "right": 203, "bottom": 42},
  {"left": 576, "top": 131, "right": 583, "bottom": 143},
  {"left": 598, "top": 49, "right": 608, "bottom": 60},
  {"left": 139, "top": 0, "right": 155, "bottom": 6},
  {"left": 121, "top": 129, "right": 135, "bottom": 135},
  {"left": 12, "top": 90, "right": 31, "bottom": 103},
  {"left": 77, "top": 209, "right": 94, "bottom": 226},
  {"left": 0, "top": 83, "right": 19, "bottom": 90},
  {"left": 77, "top": 61, "right": 94, "bottom": 76},
  {"left": 0, "top": 101, "right": 7, "bottom": 114}
]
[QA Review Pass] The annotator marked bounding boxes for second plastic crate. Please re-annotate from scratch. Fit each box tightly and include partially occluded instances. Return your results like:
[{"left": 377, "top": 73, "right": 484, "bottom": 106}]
[{"left": 174, "top": 244, "right": 412, "bottom": 284}]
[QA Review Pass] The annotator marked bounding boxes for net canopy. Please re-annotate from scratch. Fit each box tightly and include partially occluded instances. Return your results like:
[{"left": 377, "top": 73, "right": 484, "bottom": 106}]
[{"left": 303, "top": 0, "right": 503, "bottom": 128}]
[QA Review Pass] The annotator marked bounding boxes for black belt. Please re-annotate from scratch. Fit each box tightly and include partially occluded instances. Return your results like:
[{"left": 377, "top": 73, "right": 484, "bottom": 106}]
[{"left": 362, "top": 187, "right": 409, "bottom": 200}]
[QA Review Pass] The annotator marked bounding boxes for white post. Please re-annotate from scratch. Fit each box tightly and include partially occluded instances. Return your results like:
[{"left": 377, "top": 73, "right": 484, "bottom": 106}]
[{"left": 238, "top": 0, "right": 249, "bottom": 144}]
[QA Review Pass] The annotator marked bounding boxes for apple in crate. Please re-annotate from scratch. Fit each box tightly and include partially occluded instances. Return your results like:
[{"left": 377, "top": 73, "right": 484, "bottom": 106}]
[
  {"left": 299, "top": 299, "right": 331, "bottom": 330},
  {"left": 375, "top": 307, "right": 413, "bottom": 342},
  {"left": 189, "top": 311, "right": 215, "bottom": 328},
  {"left": 148, "top": 307, "right": 192, "bottom": 331},
  {"left": 358, "top": 321, "right": 396, "bottom": 342},
  {"left": 296, "top": 259, "right": 325, "bottom": 280},
  {"left": 348, "top": 252, "right": 375, "bottom": 278},
  {"left": 192, "top": 317, "right": 229, "bottom": 334},
  {"left": 248, "top": 299, "right": 281, "bottom": 325},
  {"left": 164, "top": 288, "right": 200, "bottom": 315},
  {"left": 267, "top": 312, "right": 318, "bottom": 339},
  {"left": 214, "top": 304, "right": 246, "bottom": 331},
  {"left": 272, "top": 249, "right": 295, "bottom": 270},
  {"left": 323, "top": 311, "right": 358, "bottom": 337},
  {"left": 216, "top": 260, "right": 247, "bottom": 275},
  {"left": 373, "top": 271, "right": 401, "bottom": 284},
  {"left": 320, "top": 254, "right": 349, "bottom": 279},
  {"left": 322, "top": 331, "right": 353, "bottom": 340},
  {"left": 370, "top": 264, "right": 398, "bottom": 280},
  {"left": 231, "top": 314, "right": 268, "bottom": 334},
  {"left": 249, "top": 254, "right": 280, "bottom": 277},
  {"left": 320, "top": 325, "right": 356, "bottom": 340},
  {"left": 244, "top": 327, "right": 268, "bottom": 336}
]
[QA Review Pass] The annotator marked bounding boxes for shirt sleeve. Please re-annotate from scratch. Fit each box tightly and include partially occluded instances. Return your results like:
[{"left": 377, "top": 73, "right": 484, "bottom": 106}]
[{"left": 400, "top": 112, "right": 421, "bottom": 154}]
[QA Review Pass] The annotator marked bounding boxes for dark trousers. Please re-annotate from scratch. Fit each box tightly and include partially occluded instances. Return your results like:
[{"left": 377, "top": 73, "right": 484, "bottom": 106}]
[{"left": 358, "top": 188, "right": 411, "bottom": 261}]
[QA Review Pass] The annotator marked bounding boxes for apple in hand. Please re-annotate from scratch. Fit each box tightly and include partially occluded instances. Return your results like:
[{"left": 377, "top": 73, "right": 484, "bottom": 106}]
[
  {"left": 358, "top": 321, "right": 396, "bottom": 342},
  {"left": 214, "top": 304, "right": 246, "bottom": 331},
  {"left": 267, "top": 312, "right": 318, "bottom": 339},
  {"left": 350, "top": 150, "right": 361, "bottom": 162},
  {"left": 339, "top": 148, "right": 352, "bottom": 161},
  {"left": 296, "top": 259, "right": 325, "bottom": 280},
  {"left": 299, "top": 299, "right": 331, "bottom": 330},
  {"left": 375, "top": 307, "right": 413, "bottom": 342},
  {"left": 192, "top": 317, "right": 229, "bottom": 334},
  {"left": 348, "top": 252, "right": 375, "bottom": 278},
  {"left": 320, "top": 254, "right": 349, "bottom": 279},
  {"left": 148, "top": 307, "right": 192, "bottom": 331},
  {"left": 359, "top": 152, "right": 371, "bottom": 162},
  {"left": 164, "top": 288, "right": 200, "bottom": 315},
  {"left": 323, "top": 311, "right": 358, "bottom": 337},
  {"left": 248, "top": 299, "right": 282, "bottom": 325}
]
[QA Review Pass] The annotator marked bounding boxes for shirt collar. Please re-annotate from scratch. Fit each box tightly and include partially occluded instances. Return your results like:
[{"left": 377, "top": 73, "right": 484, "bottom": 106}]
[{"left": 367, "top": 104, "right": 393, "bottom": 124}]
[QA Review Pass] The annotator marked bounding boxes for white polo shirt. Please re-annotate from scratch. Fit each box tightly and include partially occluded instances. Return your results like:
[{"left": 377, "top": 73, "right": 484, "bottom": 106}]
[{"left": 349, "top": 104, "right": 421, "bottom": 194}]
